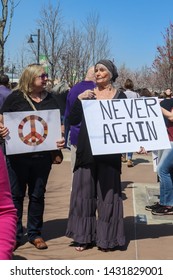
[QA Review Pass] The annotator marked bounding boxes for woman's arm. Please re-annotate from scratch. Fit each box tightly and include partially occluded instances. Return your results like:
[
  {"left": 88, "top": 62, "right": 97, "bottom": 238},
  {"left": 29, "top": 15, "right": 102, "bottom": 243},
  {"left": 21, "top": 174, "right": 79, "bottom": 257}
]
[
  {"left": 161, "top": 107, "right": 173, "bottom": 121},
  {"left": 0, "top": 149, "right": 17, "bottom": 259}
]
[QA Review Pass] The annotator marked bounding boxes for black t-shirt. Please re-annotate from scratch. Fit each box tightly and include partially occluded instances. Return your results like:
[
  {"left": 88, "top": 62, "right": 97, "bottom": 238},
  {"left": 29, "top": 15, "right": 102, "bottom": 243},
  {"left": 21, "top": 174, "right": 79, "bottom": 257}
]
[
  {"left": 160, "top": 98, "right": 173, "bottom": 125},
  {"left": 0, "top": 90, "right": 62, "bottom": 114},
  {"left": 0, "top": 90, "right": 63, "bottom": 157},
  {"left": 160, "top": 98, "right": 173, "bottom": 141}
]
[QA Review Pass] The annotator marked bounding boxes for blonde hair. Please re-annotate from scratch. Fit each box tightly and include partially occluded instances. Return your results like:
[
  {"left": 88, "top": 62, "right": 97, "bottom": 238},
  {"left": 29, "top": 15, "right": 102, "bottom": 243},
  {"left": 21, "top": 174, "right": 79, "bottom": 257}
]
[{"left": 16, "top": 64, "right": 46, "bottom": 95}]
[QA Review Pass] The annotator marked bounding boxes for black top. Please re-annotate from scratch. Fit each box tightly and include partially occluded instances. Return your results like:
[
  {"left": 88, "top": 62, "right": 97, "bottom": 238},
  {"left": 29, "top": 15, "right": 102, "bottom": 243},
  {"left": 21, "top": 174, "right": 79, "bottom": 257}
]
[
  {"left": 0, "top": 90, "right": 63, "bottom": 157},
  {"left": 52, "top": 90, "right": 69, "bottom": 116},
  {"left": 0, "top": 90, "right": 63, "bottom": 114},
  {"left": 160, "top": 98, "right": 173, "bottom": 126},
  {"left": 160, "top": 98, "right": 173, "bottom": 141},
  {"left": 69, "top": 91, "right": 127, "bottom": 172}
]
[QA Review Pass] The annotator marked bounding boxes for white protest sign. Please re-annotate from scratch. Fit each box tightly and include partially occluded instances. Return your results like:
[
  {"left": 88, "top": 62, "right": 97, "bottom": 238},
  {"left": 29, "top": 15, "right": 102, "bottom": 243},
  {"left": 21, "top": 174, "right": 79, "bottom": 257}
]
[
  {"left": 81, "top": 97, "right": 171, "bottom": 155},
  {"left": 4, "top": 109, "right": 61, "bottom": 155}
]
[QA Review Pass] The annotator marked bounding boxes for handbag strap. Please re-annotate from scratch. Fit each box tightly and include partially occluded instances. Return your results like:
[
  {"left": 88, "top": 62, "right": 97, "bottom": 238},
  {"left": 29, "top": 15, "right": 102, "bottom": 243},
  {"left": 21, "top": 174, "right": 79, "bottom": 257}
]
[{"left": 23, "top": 93, "right": 37, "bottom": 111}]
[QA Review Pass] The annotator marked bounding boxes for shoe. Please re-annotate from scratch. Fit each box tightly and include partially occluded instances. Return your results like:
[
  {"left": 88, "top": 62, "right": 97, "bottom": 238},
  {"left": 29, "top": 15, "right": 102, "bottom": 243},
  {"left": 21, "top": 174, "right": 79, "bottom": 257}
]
[
  {"left": 30, "top": 238, "right": 48, "bottom": 249},
  {"left": 145, "top": 202, "right": 161, "bottom": 211},
  {"left": 152, "top": 206, "right": 173, "bottom": 215},
  {"left": 127, "top": 159, "right": 134, "bottom": 167}
]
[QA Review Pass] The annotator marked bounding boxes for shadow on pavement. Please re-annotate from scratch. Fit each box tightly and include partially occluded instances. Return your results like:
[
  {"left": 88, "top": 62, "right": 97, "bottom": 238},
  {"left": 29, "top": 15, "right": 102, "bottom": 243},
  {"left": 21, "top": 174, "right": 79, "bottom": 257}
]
[
  {"left": 134, "top": 158, "right": 151, "bottom": 165},
  {"left": 43, "top": 218, "right": 68, "bottom": 241},
  {"left": 124, "top": 216, "right": 173, "bottom": 242},
  {"left": 12, "top": 254, "right": 27, "bottom": 260}
]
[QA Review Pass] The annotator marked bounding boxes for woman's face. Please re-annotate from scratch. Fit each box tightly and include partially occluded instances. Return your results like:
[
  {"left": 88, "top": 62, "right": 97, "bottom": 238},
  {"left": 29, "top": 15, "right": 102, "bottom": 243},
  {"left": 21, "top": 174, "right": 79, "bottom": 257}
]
[
  {"left": 165, "top": 89, "right": 172, "bottom": 96},
  {"left": 33, "top": 71, "right": 48, "bottom": 90},
  {"left": 95, "top": 64, "right": 112, "bottom": 85}
]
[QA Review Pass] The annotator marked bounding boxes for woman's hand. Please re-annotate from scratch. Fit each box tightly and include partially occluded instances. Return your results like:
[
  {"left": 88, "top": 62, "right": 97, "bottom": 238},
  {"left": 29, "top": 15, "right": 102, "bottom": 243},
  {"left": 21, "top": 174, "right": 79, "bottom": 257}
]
[
  {"left": 0, "top": 123, "right": 9, "bottom": 139},
  {"left": 78, "top": 90, "right": 96, "bottom": 100},
  {"left": 137, "top": 146, "right": 148, "bottom": 154},
  {"left": 56, "top": 137, "right": 65, "bottom": 149}
]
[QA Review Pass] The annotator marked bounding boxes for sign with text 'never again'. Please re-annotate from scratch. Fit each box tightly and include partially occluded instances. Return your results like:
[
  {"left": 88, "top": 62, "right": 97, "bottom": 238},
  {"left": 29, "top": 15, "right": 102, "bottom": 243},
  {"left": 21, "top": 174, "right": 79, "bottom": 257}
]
[{"left": 81, "top": 97, "right": 171, "bottom": 155}]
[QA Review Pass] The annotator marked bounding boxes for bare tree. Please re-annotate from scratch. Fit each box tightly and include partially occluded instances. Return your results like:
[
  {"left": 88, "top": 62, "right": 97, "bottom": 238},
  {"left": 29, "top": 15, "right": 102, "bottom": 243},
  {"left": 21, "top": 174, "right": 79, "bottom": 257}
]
[
  {"left": 115, "top": 64, "right": 131, "bottom": 88},
  {"left": 83, "top": 13, "right": 110, "bottom": 65},
  {"left": 61, "top": 23, "right": 92, "bottom": 86},
  {"left": 34, "top": 3, "right": 111, "bottom": 85},
  {"left": 60, "top": 12, "right": 111, "bottom": 85},
  {"left": 36, "top": 1, "right": 65, "bottom": 80},
  {"left": 15, "top": 43, "right": 31, "bottom": 75},
  {"left": 152, "top": 22, "right": 173, "bottom": 91},
  {"left": 117, "top": 22, "right": 173, "bottom": 94},
  {"left": 0, "top": 0, "right": 20, "bottom": 73},
  {"left": 0, "top": 0, "right": 13, "bottom": 73}
]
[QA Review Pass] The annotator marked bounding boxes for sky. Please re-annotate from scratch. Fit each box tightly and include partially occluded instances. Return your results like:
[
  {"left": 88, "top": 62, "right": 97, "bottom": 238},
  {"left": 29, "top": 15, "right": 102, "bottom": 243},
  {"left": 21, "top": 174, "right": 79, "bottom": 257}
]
[{"left": 4, "top": 0, "right": 173, "bottom": 71}]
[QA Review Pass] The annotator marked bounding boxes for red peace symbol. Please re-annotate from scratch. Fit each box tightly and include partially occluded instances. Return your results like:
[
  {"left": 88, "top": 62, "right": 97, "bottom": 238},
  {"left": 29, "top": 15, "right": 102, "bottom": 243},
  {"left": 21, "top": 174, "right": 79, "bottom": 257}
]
[{"left": 18, "top": 115, "right": 48, "bottom": 146}]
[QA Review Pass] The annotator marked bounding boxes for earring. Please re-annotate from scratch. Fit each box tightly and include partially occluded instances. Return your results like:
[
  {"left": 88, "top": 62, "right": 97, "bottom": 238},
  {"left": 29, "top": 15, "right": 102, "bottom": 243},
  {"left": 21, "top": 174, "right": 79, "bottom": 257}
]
[{"left": 109, "top": 85, "right": 112, "bottom": 91}]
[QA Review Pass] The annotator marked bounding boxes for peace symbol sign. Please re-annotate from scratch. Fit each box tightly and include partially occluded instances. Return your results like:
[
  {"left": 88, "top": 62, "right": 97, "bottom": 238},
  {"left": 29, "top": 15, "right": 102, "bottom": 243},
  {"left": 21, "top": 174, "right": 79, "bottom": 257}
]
[{"left": 18, "top": 115, "right": 48, "bottom": 146}]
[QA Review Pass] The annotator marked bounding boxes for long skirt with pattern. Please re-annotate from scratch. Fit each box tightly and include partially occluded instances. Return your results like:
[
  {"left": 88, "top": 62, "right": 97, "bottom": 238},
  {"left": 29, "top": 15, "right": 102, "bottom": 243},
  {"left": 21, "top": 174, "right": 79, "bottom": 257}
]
[{"left": 66, "top": 161, "right": 125, "bottom": 249}]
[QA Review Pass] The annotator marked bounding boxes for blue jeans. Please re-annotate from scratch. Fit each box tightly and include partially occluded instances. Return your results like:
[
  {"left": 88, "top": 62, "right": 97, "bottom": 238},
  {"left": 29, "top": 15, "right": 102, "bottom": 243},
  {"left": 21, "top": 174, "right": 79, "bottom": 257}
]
[
  {"left": 157, "top": 142, "right": 173, "bottom": 206},
  {"left": 127, "top": 152, "right": 133, "bottom": 160},
  {"left": 122, "top": 153, "right": 133, "bottom": 160},
  {"left": 7, "top": 153, "right": 52, "bottom": 242}
]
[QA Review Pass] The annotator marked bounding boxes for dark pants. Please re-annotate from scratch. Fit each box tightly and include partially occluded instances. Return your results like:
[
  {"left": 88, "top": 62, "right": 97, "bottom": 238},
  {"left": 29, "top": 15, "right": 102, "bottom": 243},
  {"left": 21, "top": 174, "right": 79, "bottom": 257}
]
[{"left": 7, "top": 153, "right": 52, "bottom": 242}]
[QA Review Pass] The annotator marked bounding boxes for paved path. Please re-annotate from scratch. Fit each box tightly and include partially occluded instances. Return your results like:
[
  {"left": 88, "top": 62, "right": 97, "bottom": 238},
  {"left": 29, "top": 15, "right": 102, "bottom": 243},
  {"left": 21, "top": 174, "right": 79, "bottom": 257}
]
[{"left": 12, "top": 150, "right": 173, "bottom": 260}]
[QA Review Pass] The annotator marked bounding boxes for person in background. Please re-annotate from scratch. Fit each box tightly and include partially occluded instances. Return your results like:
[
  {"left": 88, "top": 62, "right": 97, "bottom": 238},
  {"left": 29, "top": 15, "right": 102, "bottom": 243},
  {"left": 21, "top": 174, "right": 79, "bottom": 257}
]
[
  {"left": 64, "top": 66, "right": 96, "bottom": 170},
  {"left": 52, "top": 80, "right": 70, "bottom": 136},
  {"left": 145, "top": 97, "right": 173, "bottom": 215},
  {"left": 10, "top": 82, "right": 18, "bottom": 90},
  {"left": 0, "top": 74, "right": 11, "bottom": 109},
  {"left": 163, "top": 88, "right": 172, "bottom": 99},
  {"left": 0, "top": 64, "right": 65, "bottom": 251},
  {"left": 66, "top": 59, "right": 126, "bottom": 252},
  {"left": 138, "top": 87, "right": 153, "bottom": 98},
  {"left": 0, "top": 147, "right": 17, "bottom": 260},
  {"left": 121, "top": 78, "right": 139, "bottom": 167},
  {"left": 52, "top": 80, "right": 70, "bottom": 116}
]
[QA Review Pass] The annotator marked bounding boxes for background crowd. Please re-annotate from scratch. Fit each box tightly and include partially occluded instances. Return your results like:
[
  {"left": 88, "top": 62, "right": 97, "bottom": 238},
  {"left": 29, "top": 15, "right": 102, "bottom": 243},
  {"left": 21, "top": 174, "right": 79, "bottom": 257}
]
[{"left": 0, "top": 60, "right": 173, "bottom": 259}]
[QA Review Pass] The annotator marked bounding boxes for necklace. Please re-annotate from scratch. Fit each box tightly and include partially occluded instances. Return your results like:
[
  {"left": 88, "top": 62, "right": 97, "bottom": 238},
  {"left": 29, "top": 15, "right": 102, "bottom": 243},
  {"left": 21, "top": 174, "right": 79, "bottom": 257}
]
[
  {"left": 95, "top": 86, "right": 116, "bottom": 100},
  {"left": 29, "top": 91, "right": 47, "bottom": 102}
]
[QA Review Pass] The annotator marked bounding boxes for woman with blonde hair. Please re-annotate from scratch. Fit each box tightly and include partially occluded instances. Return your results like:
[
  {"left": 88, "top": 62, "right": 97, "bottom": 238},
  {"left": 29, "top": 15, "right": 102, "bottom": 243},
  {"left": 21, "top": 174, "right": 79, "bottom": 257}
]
[{"left": 0, "top": 64, "right": 64, "bottom": 251}]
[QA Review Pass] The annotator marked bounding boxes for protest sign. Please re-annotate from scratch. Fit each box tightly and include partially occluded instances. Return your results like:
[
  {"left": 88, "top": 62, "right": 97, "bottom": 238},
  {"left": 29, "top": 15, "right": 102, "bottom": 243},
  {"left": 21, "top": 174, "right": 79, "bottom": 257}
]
[
  {"left": 81, "top": 97, "right": 171, "bottom": 155},
  {"left": 4, "top": 109, "right": 61, "bottom": 155}
]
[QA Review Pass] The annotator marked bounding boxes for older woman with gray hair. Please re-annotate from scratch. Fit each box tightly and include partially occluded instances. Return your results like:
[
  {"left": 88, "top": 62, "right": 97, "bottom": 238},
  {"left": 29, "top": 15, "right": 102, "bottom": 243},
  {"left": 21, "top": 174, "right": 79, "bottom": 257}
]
[{"left": 66, "top": 59, "right": 126, "bottom": 252}]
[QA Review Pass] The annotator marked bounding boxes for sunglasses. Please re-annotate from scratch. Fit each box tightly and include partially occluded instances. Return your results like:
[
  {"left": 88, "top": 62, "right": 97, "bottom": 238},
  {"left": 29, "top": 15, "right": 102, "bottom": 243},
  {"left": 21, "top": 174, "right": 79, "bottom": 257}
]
[{"left": 38, "top": 73, "right": 48, "bottom": 79}]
